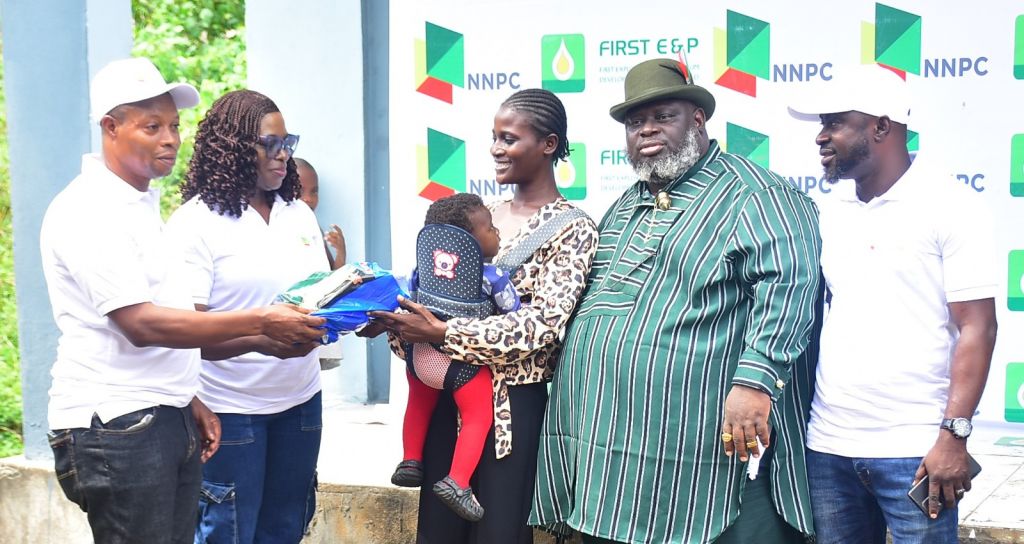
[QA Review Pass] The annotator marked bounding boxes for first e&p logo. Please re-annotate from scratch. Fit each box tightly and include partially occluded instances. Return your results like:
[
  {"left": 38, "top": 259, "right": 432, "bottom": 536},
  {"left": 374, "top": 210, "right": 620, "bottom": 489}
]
[
  {"left": 555, "top": 143, "right": 587, "bottom": 200},
  {"left": 1008, "top": 250, "right": 1024, "bottom": 311},
  {"left": 1011, "top": 134, "right": 1024, "bottom": 197},
  {"left": 541, "top": 34, "right": 586, "bottom": 93},
  {"left": 1006, "top": 363, "right": 1024, "bottom": 423}
]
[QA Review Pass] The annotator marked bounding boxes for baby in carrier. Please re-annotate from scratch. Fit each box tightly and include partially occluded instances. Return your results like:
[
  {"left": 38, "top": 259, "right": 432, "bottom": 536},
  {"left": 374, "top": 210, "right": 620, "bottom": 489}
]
[{"left": 390, "top": 193, "right": 520, "bottom": 522}]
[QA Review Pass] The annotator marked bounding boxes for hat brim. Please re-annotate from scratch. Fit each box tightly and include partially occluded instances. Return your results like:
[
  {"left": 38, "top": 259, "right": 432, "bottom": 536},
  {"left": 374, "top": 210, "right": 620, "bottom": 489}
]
[
  {"left": 787, "top": 88, "right": 911, "bottom": 125},
  {"left": 92, "top": 82, "right": 201, "bottom": 123},
  {"left": 787, "top": 106, "right": 824, "bottom": 122},
  {"left": 610, "top": 85, "right": 716, "bottom": 123},
  {"left": 166, "top": 83, "right": 200, "bottom": 110}
]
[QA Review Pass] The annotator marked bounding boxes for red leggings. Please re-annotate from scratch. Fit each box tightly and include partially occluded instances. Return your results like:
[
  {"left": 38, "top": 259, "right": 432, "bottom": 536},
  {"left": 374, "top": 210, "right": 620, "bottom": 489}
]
[{"left": 402, "top": 367, "right": 493, "bottom": 488}]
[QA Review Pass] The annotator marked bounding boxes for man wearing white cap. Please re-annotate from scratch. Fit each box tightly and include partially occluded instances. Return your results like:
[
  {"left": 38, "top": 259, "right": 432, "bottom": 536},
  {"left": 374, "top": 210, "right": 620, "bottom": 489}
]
[
  {"left": 39, "top": 57, "right": 325, "bottom": 542},
  {"left": 789, "top": 64, "right": 997, "bottom": 543}
]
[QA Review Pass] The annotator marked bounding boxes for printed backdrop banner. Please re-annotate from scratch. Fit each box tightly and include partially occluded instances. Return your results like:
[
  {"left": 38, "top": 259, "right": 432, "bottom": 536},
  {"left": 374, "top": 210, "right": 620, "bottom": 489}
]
[{"left": 389, "top": 0, "right": 1024, "bottom": 431}]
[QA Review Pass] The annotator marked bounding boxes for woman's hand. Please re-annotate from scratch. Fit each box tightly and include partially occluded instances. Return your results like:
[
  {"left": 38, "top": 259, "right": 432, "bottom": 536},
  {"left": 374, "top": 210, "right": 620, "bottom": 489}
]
[
  {"left": 190, "top": 397, "right": 221, "bottom": 463},
  {"left": 368, "top": 296, "right": 447, "bottom": 344},
  {"left": 355, "top": 320, "right": 388, "bottom": 338}
]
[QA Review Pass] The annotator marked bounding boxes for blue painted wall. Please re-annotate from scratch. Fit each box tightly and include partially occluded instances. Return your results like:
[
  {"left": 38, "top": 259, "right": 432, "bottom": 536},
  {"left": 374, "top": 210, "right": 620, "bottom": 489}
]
[
  {"left": 1, "top": 0, "right": 132, "bottom": 459},
  {"left": 360, "top": 0, "right": 392, "bottom": 403},
  {"left": 247, "top": 0, "right": 391, "bottom": 403}
]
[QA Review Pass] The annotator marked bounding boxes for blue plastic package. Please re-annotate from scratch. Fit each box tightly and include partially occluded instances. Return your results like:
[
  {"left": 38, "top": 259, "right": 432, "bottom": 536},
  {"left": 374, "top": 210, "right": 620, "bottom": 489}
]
[{"left": 312, "top": 272, "right": 408, "bottom": 343}]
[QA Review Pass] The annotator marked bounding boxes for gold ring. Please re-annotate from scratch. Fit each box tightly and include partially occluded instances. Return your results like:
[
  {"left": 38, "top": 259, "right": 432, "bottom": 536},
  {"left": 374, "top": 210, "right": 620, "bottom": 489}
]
[
  {"left": 745, "top": 440, "right": 758, "bottom": 449},
  {"left": 721, "top": 433, "right": 733, "bottom": 443}
]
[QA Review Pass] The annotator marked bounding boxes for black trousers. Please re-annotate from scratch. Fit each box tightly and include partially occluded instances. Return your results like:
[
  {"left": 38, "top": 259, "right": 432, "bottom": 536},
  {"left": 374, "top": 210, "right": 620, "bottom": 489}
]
[
  {"left": 417, "top": 381, "right": 548, "bottom": 544},
  {"left": 49, "top": 405, "right": 200, "bottom": 544}
]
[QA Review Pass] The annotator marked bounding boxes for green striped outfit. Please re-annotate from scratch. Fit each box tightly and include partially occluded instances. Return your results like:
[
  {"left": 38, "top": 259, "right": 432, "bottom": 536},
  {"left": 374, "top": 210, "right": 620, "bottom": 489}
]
[{"left": 531, "top": 141, "right": 821, "bottom": 543}]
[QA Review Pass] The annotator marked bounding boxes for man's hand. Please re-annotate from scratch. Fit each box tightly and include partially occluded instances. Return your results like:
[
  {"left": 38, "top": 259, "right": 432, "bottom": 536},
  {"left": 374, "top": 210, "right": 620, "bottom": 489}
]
[
  {"left": 259, "top": 304, "right": 326, "bottom": 344},
  {"left": 913, "top": 433, "right": 972, "bottom": 518},
  {"left": 367, "top": 296, "right": 447, "bottom": 344},
  {"left": 257, "top": 336, "right": 321, "bottom": 359},
  {"left": 190, "top": 397, "right": 220, "bottom": 463},
  {"left": 721, "top": 384, "right": 772, "bottom": 462}
]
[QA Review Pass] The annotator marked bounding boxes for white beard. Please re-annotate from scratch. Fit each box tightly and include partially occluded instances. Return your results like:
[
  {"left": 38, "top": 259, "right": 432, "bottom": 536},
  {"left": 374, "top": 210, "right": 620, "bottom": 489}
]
[{"left": 629, "top": 126, "right": 702, "bottom": 187}]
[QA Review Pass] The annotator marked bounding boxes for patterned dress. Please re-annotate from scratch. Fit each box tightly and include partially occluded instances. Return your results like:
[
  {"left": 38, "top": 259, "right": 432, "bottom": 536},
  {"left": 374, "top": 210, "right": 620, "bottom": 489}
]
[
  {"left": 531, "top": 141, "right": 821, "bottom": 543},
  {"left": 390, "top": 197, "right": 598, "bottom": 459}
]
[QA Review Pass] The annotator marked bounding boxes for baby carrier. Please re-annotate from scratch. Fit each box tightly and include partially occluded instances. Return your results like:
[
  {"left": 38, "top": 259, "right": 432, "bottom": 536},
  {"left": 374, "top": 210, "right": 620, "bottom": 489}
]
[
  {"left": 408, "top": 207, "right": 587, "bottom": 391},
  {"left": 413, "top": 224, "right": 496, "bottom": 322}
]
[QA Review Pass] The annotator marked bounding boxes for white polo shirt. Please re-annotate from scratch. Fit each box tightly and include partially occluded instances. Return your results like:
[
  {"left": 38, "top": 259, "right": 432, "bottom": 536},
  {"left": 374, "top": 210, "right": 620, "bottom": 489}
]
[
  {"left": 807, "top": 155, "right": 996, "bottom": 458},
  {"left": 41, "top": 154, "right": 200, "bottom": 430},
  {"left": 165, "top": 195, "right": 327, "bottom": 414}
]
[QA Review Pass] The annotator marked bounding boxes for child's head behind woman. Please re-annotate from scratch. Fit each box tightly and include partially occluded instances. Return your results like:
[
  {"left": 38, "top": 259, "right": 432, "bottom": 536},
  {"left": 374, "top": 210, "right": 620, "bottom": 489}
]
[{"left": 424, "top": 193, "right": 500, "bottom": 260}]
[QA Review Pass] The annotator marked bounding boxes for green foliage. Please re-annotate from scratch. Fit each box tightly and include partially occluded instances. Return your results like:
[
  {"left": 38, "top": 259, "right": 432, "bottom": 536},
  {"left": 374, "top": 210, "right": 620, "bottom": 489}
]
[
  {"left": 0, "top": 34, "right": 25, "bottom": 457},
  {"left": 131, "top": 0, "right": 247, "bottom": 217}
]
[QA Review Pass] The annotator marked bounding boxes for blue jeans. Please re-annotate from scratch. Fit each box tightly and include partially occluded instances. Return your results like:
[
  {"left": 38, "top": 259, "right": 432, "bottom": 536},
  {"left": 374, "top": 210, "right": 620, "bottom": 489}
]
[
  {"left": 806, "top": 448, "right": 958, "bottom": 544},
  {"left": 49, "top": 405, "right": 202, "bottom": 544},
  {"left": 196, "top": 392, "right": 322, "bottom": 544}
]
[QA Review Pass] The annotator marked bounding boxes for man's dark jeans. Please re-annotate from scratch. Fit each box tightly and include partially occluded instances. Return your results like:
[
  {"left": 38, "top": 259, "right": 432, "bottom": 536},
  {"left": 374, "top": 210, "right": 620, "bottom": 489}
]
[{"left": 48, "top": 404, "right": 201, "bottom": 544}]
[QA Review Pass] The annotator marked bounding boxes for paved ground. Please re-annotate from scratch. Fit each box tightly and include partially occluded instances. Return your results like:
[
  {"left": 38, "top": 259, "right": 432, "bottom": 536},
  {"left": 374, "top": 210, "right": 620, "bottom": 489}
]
[
  {"left": 951, "top": 423, "right": 1024, "bottom": 538},
  {"left": 318, "top": 359, "right": 408, "bottom": 488},
  {"left": 317, "top": 359, "right": 1024, "bottom": 540}
]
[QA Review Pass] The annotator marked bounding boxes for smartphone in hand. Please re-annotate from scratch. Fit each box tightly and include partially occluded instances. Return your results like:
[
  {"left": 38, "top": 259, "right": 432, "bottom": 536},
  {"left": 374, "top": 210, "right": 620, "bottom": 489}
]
[{"left": 907, "top": 453, "right": 982, "bottom": 516}]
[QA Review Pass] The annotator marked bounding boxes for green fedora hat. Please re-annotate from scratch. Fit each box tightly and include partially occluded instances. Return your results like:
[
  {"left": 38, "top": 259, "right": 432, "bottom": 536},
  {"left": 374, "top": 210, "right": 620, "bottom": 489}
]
[{"left": 609, "top": 58, "right": 716, "bottom": 123}]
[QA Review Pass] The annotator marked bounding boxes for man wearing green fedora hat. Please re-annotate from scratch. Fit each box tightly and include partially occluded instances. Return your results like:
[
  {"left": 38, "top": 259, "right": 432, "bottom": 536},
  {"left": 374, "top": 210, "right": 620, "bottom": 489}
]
[{"left": 532, "top": 58, "right": 822, "bottom": 543}]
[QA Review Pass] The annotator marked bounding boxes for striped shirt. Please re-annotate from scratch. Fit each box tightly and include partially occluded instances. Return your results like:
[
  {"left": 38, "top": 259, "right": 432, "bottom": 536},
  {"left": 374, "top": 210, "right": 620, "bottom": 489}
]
[{"left": 531, "top": 141, "right": 821, "bottom": 543}]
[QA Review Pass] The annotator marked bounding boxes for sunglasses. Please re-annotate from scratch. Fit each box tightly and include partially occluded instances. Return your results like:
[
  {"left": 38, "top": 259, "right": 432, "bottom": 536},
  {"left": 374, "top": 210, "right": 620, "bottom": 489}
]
[{"left": 256, "top": 134, "right": 300, "bottom": 158}]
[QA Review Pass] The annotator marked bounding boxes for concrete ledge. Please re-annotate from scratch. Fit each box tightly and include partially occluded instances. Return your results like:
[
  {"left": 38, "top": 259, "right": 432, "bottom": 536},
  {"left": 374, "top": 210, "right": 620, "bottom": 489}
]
[
  {"left": 959, "top": 527, "right": 1024, "bottom": 544},
  {"left": 0, "top": 456, "right": 92, "bottom": 544},
  {"left": 304, "top": 482, "right": 417, "bottom": 543},
  {"left": 0, "top": 456, "right": 571, "bottom": 544},
  {"left": 2, "top": 454, "right": 1019, "bottom": 544},
  {"left": 304, "top": 483, "right": 572, "bottom": 543}
]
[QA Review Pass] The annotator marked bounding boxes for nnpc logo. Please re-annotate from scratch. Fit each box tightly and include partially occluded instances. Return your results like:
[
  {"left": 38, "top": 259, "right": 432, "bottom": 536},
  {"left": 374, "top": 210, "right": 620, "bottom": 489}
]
[
  {"left": 864, "top": 4, "right": 991, "bottom": 78},
  {"left": 415, "top": 22, "right": 464, "bottom": 104},
  {"left": 417, "top": 128, "right": 465, "bottom": 201},
  {"left": 725, "top": 123, "right": 769, "bottom": 169},
  {"left": 714, "top": 10, "right": 769, "bottom": 97},
  {"left": 861, "top": 3, "right": 920, "bottom": 78},
  {"left": 541, "top": 34, "right": 585, "bottom": 93}
]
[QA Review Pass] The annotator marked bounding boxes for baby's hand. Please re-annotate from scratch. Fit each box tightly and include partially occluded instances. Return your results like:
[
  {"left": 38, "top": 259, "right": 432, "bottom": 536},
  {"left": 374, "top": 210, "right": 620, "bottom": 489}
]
[{"left": 325, "top": 224, "right": 347, "bottom": 268}]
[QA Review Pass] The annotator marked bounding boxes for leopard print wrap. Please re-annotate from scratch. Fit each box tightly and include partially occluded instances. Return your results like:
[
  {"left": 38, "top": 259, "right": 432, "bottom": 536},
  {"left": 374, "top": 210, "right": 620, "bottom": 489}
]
[{"left": 446, "top": 198, "right": 596, "bottom": 458}]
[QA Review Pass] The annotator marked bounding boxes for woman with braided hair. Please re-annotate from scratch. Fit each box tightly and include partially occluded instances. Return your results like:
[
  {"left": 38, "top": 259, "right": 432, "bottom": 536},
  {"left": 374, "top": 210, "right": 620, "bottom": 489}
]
[
  {"left": 165, "top": 89, "right": 327, "bottom": 543},
  {"left": 365, "top": 88, "right": 599, "bottom": 543}
]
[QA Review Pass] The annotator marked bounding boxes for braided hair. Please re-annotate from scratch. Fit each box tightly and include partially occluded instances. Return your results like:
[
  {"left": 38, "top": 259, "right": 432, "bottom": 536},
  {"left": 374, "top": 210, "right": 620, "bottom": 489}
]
[
  {"left": 500, "top": 88, "right": 570, "bottom": 163},
  {"left": 181, "top": 90, "right": 300, "bottom": 218},
  {"left": 424, "top": 192, "right": 485, "bottom": 232}
]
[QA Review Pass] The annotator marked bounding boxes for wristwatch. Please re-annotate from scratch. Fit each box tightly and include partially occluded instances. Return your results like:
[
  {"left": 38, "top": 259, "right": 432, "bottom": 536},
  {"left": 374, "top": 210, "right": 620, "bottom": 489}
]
[{"left": 940, "top": 417, "right": 973, "bottom": 439}]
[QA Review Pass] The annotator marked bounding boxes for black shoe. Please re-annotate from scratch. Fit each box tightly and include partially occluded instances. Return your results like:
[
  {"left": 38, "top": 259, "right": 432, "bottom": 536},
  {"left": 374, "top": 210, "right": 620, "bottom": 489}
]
[
  {"left": 391, "top": 460, "right": 424, "bottom": 487},
  {"left": 432, "top": 476, "right": 484, "bottom": 522}
]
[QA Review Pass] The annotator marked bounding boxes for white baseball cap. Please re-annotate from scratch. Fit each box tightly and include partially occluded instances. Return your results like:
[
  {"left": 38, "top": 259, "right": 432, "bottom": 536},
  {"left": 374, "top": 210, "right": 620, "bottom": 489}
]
[
  {"left": 788, "top": 64, "right": 911, "bottom": 125},
  {"left": 90, "top": 57, "right": 200, "bottom": 123}
]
